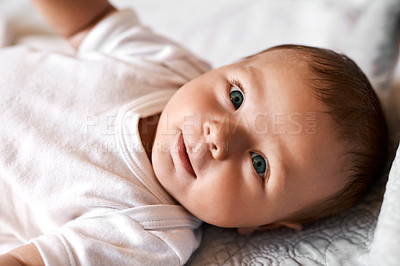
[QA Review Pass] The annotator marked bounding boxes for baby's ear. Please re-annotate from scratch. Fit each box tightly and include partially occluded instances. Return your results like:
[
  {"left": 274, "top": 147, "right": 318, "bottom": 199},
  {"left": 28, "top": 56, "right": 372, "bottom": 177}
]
[{"left": 236, "top": 221, "right": 302, "bottom": 235}]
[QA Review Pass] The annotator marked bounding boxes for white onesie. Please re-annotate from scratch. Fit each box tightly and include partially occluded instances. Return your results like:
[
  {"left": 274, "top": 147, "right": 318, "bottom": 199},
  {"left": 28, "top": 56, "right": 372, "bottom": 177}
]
[{"left": 0, "top": 9, "right": 210, "bottom": 265}]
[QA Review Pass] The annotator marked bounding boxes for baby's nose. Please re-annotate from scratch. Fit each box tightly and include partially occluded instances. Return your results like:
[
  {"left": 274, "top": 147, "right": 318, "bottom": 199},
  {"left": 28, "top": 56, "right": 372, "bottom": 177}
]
[{"left": 203, "top": 120, "right": 229, "bottom": 160}]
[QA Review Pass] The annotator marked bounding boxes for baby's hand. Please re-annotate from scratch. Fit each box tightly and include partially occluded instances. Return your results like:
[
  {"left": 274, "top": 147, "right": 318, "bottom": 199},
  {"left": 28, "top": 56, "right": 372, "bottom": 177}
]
[
  {"left": 30, "top": 0, "right": 115, "bottom": 49},
  {"left": 0, "top": 253, "right": 24, "bottom": 266},
  {"left": 0, "top": 244, "right": 44, "bottom": 266}
]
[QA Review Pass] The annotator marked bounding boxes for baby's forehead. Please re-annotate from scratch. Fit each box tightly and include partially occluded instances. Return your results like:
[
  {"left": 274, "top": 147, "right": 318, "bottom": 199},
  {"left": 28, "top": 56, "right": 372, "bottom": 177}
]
[{"left": 233, "top": 49, "right": 311, "bottom": 79}]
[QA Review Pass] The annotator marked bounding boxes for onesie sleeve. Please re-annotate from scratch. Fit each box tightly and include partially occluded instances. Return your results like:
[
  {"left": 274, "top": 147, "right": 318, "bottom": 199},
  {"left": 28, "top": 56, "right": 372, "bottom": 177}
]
[
  {"left": 31, "top": 206, "right": 202, "bottom": 266},
  {"left": 78, "top": 9, "right": 210, "bottom": 82}
]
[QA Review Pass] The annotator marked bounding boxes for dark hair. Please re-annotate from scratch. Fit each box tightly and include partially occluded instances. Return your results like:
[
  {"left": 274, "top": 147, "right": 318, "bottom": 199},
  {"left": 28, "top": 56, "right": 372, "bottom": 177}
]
[{"left": 258, "top": 44, "right": 389, "bottom": 224}]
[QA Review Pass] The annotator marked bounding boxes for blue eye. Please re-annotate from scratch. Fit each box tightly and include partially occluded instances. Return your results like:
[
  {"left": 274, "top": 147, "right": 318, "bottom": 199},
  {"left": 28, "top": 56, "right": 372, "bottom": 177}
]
[
  {"left": 229, "top": 86, "right": 244, "bottom": 110},
  {"left": 251, "top": 153, "right": 268, "bottom": 178}
]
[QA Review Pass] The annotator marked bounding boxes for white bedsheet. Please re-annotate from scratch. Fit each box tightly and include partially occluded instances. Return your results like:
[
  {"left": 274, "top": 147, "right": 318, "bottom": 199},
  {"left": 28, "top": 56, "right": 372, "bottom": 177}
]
[{"left": 1, "top": 0, "right": 400, "bottom": 265}]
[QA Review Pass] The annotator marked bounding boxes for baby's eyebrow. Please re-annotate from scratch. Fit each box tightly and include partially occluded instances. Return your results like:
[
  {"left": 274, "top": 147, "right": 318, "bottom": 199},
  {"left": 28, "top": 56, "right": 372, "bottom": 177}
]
[{"left": 243, "top": 65, "right": 263, "bottom": 94}]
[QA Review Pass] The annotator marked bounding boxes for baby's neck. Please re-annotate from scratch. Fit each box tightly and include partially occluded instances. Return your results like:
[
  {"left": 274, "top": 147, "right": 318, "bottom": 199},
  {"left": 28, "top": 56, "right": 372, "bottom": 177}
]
[{"left": 138, "top": 114, "right": 161, "bottom": 163}]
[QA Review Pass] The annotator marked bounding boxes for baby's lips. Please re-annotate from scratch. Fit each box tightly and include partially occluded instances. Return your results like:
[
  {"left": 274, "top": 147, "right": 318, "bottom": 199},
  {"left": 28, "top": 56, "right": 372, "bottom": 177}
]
[{"left": 185, "top": 140, "right": 210, "bottom": 174}]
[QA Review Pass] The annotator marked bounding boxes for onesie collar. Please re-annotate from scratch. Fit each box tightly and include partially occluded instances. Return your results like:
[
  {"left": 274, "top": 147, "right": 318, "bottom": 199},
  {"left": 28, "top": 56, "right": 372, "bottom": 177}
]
[{"left": 116, "top": 89, "right": 177, "bottom": 204}]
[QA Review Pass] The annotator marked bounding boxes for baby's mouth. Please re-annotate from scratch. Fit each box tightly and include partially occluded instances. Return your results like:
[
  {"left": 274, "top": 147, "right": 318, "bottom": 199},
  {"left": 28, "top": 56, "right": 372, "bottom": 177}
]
[{"left": 178, "top": 132, "right": 196, "bottom": 177}]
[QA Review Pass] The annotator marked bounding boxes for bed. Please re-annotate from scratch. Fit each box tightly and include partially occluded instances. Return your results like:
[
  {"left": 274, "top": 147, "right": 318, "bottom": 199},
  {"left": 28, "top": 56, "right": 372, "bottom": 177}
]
[{"left": 1, "top": 0, "right": 400, "bottom": 265}]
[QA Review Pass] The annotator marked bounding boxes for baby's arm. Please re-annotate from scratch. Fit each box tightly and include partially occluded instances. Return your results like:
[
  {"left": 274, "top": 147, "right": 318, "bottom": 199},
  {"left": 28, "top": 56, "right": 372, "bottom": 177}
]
[
  {"left": 30, "top": 0, "right": 115, "bottom": 49},
  {"left": 0, "top": 243, "right": 44, "bottom": 266}
]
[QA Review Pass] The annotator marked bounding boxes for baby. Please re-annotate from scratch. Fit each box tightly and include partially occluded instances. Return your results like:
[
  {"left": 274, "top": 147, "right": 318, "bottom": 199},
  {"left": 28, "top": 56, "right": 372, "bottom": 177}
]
[
  {"left": 154, "top": 44, "right": 389, "bottom": 232},
  {"left": 0, "top": 0, "right": 388, "bottom": 265}
]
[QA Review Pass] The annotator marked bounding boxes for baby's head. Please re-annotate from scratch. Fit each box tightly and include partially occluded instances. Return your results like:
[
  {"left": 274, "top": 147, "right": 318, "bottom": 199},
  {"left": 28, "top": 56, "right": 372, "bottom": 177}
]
[{"left": 152, "top": 44, "right": 388, "bottom": 232}]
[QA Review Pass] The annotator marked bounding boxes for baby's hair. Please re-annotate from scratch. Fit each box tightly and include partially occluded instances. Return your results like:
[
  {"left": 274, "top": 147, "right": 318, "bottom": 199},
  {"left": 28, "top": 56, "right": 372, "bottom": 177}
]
[{"left": 254, "top": 44, "right": 389, "bottom": 224}]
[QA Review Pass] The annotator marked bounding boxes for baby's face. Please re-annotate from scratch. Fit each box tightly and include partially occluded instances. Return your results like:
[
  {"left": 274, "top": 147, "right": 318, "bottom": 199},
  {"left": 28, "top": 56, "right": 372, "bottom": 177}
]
[{"left": 152, "top": 50, "right": 346, "bottom": 228}]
